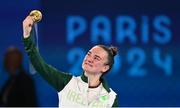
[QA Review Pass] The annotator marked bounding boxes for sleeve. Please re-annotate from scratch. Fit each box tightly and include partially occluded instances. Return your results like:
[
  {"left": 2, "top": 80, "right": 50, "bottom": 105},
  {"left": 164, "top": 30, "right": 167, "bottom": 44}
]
[
  {"left": 23, "top": 33, "right": 72, "bottom": 92},
  {"left": 112, "top": 96, "right": 119, "bottom": 107}
]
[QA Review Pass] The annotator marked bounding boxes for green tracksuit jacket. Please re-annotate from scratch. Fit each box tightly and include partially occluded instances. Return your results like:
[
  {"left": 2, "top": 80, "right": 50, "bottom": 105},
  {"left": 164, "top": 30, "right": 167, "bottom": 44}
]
[{"left": 23, "top": 33, "right": 118, "bottom": 108}]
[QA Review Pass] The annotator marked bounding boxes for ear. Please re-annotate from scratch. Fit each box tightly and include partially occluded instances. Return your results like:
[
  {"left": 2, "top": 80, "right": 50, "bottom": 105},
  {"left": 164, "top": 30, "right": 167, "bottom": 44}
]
[{"left": 102, "top": 65, "right": 110, "bottom": 73}]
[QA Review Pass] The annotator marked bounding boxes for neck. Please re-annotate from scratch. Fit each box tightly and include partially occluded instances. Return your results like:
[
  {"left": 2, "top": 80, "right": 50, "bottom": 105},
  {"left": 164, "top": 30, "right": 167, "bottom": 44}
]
[{"left": 85, "top": 72, "right": 102, "bottom": 88}]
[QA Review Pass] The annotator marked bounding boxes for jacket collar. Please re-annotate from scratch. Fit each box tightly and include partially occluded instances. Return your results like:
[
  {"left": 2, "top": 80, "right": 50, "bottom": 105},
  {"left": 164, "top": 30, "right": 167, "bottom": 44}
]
[{"left": 81, "top": 72, "right": 111, "bottom": 93}]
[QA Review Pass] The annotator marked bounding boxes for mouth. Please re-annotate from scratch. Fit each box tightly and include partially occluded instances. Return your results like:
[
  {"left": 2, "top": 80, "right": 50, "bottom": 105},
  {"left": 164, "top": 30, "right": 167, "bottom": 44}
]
[{"left": 84, "top": 63, "right": 93, "bottom": 67}]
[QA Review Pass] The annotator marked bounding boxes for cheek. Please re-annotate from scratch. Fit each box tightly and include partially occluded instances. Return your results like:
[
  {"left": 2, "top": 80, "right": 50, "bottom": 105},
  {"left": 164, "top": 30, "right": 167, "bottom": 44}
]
[
  {"left": 83, "top": 56, "right": 87, "bottom": 62},
  {"left": 93, "top": 62, "right": 103, "bottom": 68},
  {"left": 82, "top": 59, "right": 87, "bottom": 65}
]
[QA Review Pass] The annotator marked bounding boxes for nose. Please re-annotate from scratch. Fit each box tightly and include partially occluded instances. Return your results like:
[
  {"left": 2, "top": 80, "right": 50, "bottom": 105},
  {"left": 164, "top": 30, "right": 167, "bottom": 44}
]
[
  {"left": 86, "top": 56, "right": 93, "bottom": 63},
  {"left": 87, "top": 59, "right": 92, "bottom": 63}
]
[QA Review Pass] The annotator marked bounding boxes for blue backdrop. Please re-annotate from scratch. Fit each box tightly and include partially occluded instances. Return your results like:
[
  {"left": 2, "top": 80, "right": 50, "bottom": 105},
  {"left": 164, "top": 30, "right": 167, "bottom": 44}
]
[{"left": 0, "top": 0, "right": 180, "bottom": 107}]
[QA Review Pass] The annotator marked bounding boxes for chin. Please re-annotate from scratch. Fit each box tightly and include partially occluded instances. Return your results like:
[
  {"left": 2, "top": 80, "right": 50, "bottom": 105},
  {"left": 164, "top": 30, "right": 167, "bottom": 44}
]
[
  {"left": 82, "top": 66, "right": 88, "bottom": 72},
  {"left": 82, "top": 64, "right": 88, "bottom": 69},
  {"left": 82, "top": 66, "right": 90, "bottom": 73}
]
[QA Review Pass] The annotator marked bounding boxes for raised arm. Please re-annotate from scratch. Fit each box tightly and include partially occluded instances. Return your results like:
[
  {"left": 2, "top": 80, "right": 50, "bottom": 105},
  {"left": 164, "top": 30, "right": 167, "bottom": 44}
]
[{"left": 22, "top": 15, "right": 72, "bottom": 92}]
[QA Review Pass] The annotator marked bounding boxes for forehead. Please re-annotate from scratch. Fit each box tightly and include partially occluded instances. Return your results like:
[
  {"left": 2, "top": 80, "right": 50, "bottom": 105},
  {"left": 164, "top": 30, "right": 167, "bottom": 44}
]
[{"left": 89, "top": 46, "right": 108, "bottom": 58}]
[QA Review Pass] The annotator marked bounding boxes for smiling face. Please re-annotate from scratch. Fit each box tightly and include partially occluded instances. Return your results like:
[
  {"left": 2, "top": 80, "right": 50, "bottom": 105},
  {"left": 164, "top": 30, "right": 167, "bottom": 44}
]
[{"left": 82, "top": 46, "right": 110, "bottom": 75}]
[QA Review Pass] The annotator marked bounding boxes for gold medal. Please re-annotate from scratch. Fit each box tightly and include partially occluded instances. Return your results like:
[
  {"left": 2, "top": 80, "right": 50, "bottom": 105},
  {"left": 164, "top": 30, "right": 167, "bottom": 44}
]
[{"left": 29, "top": 10, "right": 42, "bottom": 23}]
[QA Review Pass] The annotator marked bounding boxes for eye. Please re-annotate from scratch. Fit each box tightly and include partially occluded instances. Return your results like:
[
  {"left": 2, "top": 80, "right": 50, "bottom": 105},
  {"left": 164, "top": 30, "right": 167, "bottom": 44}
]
[
  {"left": 86, "top": 52, "right": 91, "bottom": 57},
  {"left": 94, "top": 56, "right": 100, "bottom": 61}
]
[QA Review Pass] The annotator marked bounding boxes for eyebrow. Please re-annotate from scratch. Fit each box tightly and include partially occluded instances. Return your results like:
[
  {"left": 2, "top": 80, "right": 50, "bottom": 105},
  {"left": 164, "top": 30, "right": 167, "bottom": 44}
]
[
  {"left": 88, "top": 51, "right": 102, "bottom": 60},
  {"left": 95, "top": 55, "right": 102, "bottom": 60},
  {"left": 88, "top": 51, "right": 92, "bottom": 54}
]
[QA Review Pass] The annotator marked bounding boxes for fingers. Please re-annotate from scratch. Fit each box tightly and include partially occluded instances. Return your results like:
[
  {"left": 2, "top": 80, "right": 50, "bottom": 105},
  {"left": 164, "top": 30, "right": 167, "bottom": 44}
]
[
  {"left": 23, "top": 16, "right": 34, "bottom": 38},
  {"left": 23, "top": 16, "right": 34, "bottom": 28}
]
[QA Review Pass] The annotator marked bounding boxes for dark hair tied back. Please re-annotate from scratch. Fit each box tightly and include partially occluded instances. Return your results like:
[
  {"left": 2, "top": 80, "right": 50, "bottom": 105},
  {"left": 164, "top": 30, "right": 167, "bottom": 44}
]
[{"left": 109, "top": 46, "right": 118, "bottom": 57}]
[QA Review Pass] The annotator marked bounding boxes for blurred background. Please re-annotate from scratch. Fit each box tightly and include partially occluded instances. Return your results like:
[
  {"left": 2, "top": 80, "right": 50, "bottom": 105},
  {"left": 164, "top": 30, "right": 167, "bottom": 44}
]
[{"left": 0, "top": 0, "right": 180, "bottom": 107}]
